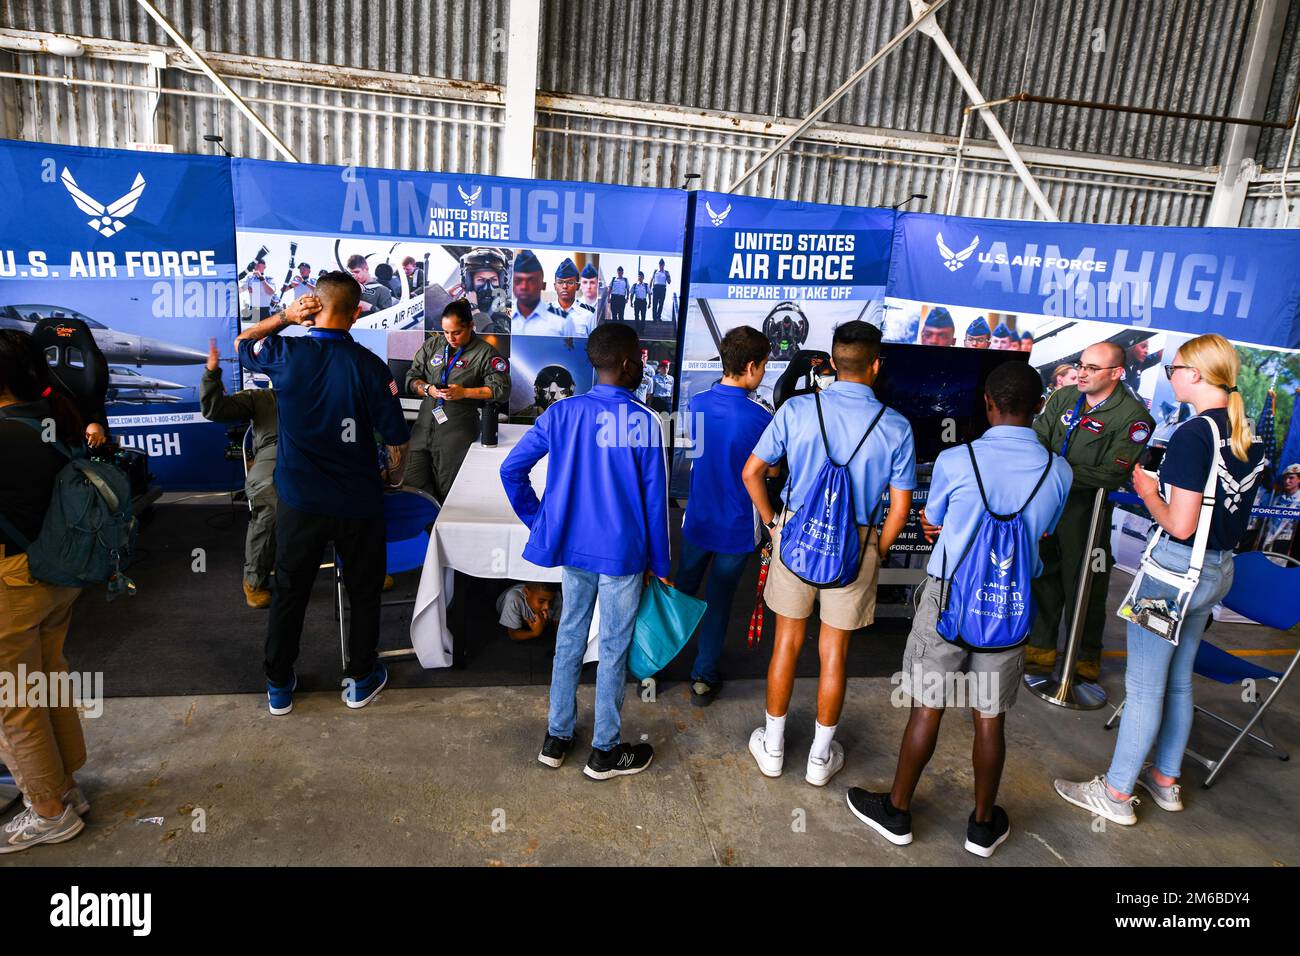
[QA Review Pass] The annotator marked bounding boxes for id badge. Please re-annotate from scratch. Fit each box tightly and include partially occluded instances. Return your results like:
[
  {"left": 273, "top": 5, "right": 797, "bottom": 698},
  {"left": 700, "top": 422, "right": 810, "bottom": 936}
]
[{"left": 433, "top": 406, "right": 449, "bottom": 425}]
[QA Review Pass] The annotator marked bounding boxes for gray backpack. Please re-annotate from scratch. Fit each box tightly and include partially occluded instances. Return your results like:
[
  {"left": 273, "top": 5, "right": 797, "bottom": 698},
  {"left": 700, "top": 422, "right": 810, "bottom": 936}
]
[{"left": 0, "top": 412, "right": 137, "bottom": 598}]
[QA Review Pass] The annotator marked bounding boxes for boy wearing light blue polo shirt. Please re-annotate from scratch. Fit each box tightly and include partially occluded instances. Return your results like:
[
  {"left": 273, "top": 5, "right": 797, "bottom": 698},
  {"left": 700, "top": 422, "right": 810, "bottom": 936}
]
[
  {"left": 676, "top": 326, "right": 773, "bottom": 707},
  {"left": 742, "top": 321, "right": 916, "bottom": 787},
  {"left": 846, "top": 361, "right": 1072, "bottom": 858}
]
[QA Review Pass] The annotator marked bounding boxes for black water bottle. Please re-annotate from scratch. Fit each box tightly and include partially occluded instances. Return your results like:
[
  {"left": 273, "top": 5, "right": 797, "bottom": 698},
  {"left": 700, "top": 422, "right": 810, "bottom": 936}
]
[{"left": 480, "top": 401, "right": 498, "bottom": 447}]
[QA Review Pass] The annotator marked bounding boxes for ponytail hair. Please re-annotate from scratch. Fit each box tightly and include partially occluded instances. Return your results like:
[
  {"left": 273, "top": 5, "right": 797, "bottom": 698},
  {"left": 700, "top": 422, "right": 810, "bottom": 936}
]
[{"left": 1176, "top": 333, "right": 1252, "bottom": 461}]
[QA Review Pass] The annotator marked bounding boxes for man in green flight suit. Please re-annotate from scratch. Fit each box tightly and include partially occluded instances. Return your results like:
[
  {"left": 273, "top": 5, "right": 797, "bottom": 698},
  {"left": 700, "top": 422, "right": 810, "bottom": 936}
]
[
  {"left": 1028, "top": 340, "right": 1155, "bottom": 683},
  {"left": 200, "top": 337, "right": 279, "bottom": 609},
  {"left": 405, "top": 298, "right": 511, "bottom": 502}
]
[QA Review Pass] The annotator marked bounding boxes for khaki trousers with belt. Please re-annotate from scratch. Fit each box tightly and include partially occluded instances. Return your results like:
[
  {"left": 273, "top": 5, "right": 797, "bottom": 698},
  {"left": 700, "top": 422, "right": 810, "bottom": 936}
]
[{"left": 0, "top": 546, "right": 85, "bottom": 804}]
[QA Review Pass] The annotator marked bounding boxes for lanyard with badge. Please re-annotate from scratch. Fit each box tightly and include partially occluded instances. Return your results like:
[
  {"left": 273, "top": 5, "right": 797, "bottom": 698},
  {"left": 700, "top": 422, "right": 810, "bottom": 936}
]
[
  {"left": 433, "top": 343, "right": 464, "bottom": 424},
  {"left": 1059, "top": 392, "right": 1110, "bottom": 458}
]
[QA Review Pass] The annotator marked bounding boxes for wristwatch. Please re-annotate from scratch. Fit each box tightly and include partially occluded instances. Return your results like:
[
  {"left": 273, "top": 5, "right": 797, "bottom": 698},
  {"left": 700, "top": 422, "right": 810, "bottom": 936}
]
[{"left": 765, "top": 517, "right": 779, "bottom": 532}]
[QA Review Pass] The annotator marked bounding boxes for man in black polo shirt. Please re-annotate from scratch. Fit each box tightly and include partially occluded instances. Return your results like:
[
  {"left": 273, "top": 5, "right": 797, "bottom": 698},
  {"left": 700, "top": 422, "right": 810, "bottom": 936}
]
[{"left": 237, "top": 271, "right": 410, "bottom": 716}]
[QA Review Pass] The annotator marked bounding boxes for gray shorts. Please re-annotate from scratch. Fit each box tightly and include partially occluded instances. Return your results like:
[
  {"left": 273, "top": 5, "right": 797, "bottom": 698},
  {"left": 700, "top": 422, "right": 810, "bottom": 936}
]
[{"left": 898, "top": 577, "right": 1025, "bottom": 717}]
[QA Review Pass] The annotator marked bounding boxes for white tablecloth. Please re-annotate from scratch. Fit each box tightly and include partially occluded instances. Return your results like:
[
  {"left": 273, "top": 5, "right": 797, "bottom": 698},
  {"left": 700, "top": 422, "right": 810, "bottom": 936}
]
[{"left": 409, "top": 424, "right": 600, "bottom": 668}]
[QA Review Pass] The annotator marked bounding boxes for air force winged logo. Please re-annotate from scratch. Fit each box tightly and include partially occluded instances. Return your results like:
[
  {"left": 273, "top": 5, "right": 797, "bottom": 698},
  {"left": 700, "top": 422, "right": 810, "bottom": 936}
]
[
  {"left": 990, "top": 546, "right": 1015, "bottom": 577},
  {"left": 936, "top": 232, "right": 979, "bottom": 272},
  {"left": 705, "top": 200, "right": 731, "bottom": 226},
  {"left": 61, "top": 167, "right": 146, "bottom": 237},
  {"left": 458, "top": 184, "right": 482, "bottom": 207}
]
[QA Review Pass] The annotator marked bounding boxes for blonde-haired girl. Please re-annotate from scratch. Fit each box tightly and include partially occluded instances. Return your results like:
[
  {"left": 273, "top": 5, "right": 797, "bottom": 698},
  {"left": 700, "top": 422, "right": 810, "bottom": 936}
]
[{"left": 1055, "top": 334, "right": 1267, "bottom": 825}]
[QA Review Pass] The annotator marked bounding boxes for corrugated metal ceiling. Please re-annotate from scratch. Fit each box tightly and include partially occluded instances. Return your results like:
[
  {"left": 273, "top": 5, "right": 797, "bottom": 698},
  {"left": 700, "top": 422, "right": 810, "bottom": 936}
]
[{"left": 0, "top": 0, "right": 1296, "bottom": 226}]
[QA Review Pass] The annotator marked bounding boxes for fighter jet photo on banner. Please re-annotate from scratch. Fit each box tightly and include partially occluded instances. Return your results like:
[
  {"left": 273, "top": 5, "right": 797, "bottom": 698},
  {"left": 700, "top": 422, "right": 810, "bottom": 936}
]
[{"left": 0, "top": 138, "right": 241, "bottom": 489}]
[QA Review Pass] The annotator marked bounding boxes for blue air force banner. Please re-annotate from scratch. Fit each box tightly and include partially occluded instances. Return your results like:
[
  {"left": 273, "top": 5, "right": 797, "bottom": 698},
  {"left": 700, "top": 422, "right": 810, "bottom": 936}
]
[
  {"left": 0, "top": 138, "right": 241, "bottom": 489},
  {"left": 231, "top": 158, "right": 688, "bottom": 424}
]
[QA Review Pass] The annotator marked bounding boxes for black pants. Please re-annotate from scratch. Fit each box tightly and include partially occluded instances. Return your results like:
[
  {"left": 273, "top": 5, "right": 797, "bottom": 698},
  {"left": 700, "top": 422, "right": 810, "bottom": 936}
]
[
  {"left": 633, "top": 298, "right": 647, "bottom": 332},
  {"left": 610, "top": 294, "right": 627, "bottom": 323},
  {"left": 652, "top": 285, "right": 666, "bottom": 322},
  {"left": 265, "top": 501, "right": 385, "bottom": 684}
]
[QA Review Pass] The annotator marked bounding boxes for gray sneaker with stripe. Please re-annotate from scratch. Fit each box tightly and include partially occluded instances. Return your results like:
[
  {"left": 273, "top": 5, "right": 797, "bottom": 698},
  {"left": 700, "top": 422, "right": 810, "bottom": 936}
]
[
  {"left": 0, "top": 804, "right": 85, "bottom": 854},
  {"left": 1136, "top": 765, "right": 1184, "bottom": 812},
  {"left": 1053, "top": 774, "right": 1139, "bottom": 826}
]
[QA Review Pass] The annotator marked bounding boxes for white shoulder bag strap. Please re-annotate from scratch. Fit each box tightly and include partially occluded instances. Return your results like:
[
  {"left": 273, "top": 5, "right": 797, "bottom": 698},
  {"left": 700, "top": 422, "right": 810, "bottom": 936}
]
[{"left": 1121, "top": 415, "right": 1222, "bottom": 643}]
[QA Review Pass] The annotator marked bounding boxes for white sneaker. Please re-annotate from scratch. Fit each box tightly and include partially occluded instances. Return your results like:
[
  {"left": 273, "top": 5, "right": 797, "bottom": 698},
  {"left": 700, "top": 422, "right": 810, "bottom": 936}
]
[
  {"left": 805, "top": 741, "right": 844, "bottom": 787},
  {"left": 1054, "top": 774, "right": 1139, "bottom": 826},
  {"left": 0, "top": 804, "right": 84, "bottom": 854},
  {"left": 748, "top": 728, "right": 783, "bottom": 777}
]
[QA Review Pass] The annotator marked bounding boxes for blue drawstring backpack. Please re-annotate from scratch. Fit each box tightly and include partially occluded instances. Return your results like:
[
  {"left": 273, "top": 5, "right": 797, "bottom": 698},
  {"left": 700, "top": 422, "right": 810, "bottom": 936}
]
[
  {"left": 629, "top": 578, "right": 707, "bottom": 680},
  {"left": 936, "top": 444, "right": 1053, "bottom": 651},
  {"left": 779, "top": 393, "right": 886, "bottom": 588}
]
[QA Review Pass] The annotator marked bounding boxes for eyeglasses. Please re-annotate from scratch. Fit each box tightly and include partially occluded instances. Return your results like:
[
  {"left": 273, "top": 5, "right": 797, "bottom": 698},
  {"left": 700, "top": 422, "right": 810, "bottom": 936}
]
[
  {"left": 1163, "top": 364, "right": 1194, "bottom": 379},
  {"left": 1073, "top": 363, "right": 1121, "bottom": 374},
  {"left": 554, "top": 278, "right": 579, "bottom": 288}
]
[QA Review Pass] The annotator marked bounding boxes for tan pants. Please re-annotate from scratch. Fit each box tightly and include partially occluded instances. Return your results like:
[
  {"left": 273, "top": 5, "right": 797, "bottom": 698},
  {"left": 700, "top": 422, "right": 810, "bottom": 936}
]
[
  {"left": 0, "top": 547, "right": 85, "bottom": 804},
  {"left": 765, "top": 514, "right": 881, "bottom": 630}
]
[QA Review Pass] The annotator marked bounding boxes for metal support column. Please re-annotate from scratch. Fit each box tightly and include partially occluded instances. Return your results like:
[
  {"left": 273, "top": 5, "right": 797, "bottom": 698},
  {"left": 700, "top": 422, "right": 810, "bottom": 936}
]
[
  {"left": 1205, "top": 0, "right": 1288, "bottom": 227},
  {"left": 500, "top": 0, "right": 540, "bottom": 179}
]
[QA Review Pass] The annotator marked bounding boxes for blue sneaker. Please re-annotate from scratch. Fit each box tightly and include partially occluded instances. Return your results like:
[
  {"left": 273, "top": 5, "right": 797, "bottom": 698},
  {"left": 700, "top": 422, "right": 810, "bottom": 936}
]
[
  {"left": 341, "top": 663, "right": 387, "bottom": 709},
  {"left": 267, "top": 675, "right": 297, "bottom": 716}
]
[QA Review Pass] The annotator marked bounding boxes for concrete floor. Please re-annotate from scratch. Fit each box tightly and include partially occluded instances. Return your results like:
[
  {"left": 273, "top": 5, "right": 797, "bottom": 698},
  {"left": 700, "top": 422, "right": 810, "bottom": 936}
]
[{"left": 1, "top": 663, "right": 1296, "bottom": 867}]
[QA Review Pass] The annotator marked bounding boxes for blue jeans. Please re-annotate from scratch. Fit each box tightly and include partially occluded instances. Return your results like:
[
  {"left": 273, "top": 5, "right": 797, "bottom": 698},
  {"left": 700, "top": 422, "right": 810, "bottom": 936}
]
[
  {"left": 674, "top": 539, "right": 751, "bottom": 684},
  {"left": 548, "top": 567, "right": 644, "bottom": 751},
  {"left": 1106, "top": 537, "right": 1234, "bottom": 794}
]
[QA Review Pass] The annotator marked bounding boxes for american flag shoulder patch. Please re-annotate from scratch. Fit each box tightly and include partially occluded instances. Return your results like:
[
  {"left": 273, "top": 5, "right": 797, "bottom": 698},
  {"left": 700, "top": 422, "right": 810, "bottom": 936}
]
[{"left": 388, "top": 379, "right": 399, "bottom": 396}]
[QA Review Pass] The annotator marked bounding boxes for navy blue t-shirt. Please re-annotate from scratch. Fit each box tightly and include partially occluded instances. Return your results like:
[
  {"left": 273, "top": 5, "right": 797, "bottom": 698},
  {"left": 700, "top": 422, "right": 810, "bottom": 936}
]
[
  {"left": 1157, "top": 408, "right": 1267, "bottom": 551},
  {"left": 239, "top": 329, "right": 409, "bottom": 520},
  {"left": 682, "top": 384, "right": 772, "bottom": 554}
]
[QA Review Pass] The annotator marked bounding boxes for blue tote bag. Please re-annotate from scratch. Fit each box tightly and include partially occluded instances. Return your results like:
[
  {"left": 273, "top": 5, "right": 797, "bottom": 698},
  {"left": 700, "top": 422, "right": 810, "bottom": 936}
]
[{"left": 628, "top": 579, "right": 707, "bottom": 681}]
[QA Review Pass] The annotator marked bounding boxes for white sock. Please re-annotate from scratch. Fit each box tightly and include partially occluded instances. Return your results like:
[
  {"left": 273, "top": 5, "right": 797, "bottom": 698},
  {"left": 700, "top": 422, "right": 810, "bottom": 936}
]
[
  {"left": 763, "top": 711, "right": 786, "bottom": 755},
  {"left": 809, "top": 721, "right": 837, "bottom": 763}
]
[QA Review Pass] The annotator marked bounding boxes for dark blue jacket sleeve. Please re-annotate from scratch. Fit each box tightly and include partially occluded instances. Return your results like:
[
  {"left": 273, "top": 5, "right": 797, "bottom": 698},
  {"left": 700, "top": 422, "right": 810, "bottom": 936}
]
[
  {"left": 500, "top": 412, "right": 551, "bottom": 527},
  {"left": 238, "top": 335, "right": 288, "bottom": 376},
  {"left": 641, "top": 422, "right": 672, "bottom": 579}
]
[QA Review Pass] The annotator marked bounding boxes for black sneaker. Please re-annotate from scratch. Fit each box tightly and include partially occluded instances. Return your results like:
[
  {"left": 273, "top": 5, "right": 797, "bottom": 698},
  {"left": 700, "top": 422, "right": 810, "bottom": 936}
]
[
  {"left": 537, "top": 733, "right": 574, "bottom": 769},
  {"left": 846, "top": 788, "right": 913, "bottom": 846},
  {"left": 964, "top": 806, "right": 1010, "bottom": 858},
  {"left": 690, "top": 679, "right": 721, "bottom": 708},
  {"left": 583, "top": 742, "right": 654, "bottom": 780}
]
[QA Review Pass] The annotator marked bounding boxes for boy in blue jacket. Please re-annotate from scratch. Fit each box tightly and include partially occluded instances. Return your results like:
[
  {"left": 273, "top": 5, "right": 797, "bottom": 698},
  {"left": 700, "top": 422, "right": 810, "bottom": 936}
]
[{"left": 500, "top": 323, "right": 670, "bottom": 780}]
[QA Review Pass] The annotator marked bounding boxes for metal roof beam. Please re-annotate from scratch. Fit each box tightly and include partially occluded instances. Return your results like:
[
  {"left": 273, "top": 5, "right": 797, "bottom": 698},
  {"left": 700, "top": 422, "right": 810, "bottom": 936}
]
[{"left": 133, "top": 0, "right": 298, "bottom": 162}]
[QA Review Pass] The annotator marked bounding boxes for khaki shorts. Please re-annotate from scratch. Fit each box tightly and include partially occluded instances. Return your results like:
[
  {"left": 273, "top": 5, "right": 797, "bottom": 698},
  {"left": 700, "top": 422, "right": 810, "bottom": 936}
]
[
  {"left": 764, "top": 512, "right": 881, "bottom": 631},
  {"left": 898, "top": 577, "right": 1025, "bottom": 717}
]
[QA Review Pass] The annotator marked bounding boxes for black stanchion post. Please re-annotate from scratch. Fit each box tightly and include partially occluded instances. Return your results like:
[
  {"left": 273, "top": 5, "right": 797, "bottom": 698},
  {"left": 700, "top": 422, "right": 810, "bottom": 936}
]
[{"left": 1026, "top": 486, "right": 1110, "bottom": 710}]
